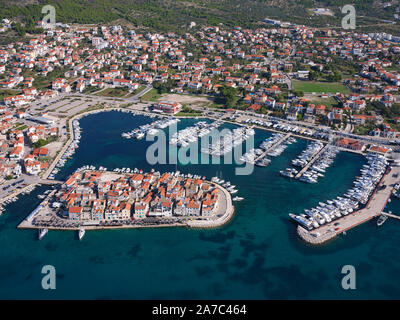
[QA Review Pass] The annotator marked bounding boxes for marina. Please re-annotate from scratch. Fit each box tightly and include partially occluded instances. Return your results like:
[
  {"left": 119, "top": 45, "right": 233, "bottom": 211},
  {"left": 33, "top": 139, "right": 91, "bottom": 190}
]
[
  {"left": 239, "top": 133, "right": 293, "bottom": 166},
  {"left": 121, "top": 117, "right": 180, "bottom": 139},
  {"left": 2, "top": 111, "right": 400, "bottom": 299},
  {"left": 170, "top": 120, "right": 222, "bottom": 147},
  {"left": 296, "top": 153, "right": 396, "bottom": 244},
  {"left": 201, "top": 126, "right": 255, "bottom": 156},
  {"left": 48, "top": 119, "right": 81, "bottom": 180},
  {"left": 295, "top": 145, "right": 338, "bottom": 182},
  {"left": 1, "top": 5, "right": 400, "bottom": 301},
  {"left": 280, "top": 141, "right": 337, "bottom": 183}
]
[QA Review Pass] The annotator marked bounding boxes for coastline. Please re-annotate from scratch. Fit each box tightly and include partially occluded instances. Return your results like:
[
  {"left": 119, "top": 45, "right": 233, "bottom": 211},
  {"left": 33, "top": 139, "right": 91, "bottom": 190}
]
[{"left": 14, "top": 106, "right": 387, "bottom": 238}]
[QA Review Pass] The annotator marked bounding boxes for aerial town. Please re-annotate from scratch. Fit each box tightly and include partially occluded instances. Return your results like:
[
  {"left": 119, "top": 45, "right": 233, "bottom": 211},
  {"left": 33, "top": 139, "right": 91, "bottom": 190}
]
[
  {"left": 0, "top": 12, "right": 399, "bottom": 239},
  {"left": 3, "top": 0, "right": 400, "bottom": 301}
]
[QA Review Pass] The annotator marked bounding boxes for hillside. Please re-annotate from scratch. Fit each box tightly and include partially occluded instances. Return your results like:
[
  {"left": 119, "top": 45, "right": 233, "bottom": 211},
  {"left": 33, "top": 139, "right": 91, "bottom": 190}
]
[{"left": 0, "top": 0, "right": 399, "bottom": 33}]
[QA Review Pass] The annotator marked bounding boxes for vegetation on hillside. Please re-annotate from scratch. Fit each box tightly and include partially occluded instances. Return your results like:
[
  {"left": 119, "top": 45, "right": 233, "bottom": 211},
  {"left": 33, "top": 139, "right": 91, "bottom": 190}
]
[{"left": 0, "top": 0, "right": 398, "bottom": 34}]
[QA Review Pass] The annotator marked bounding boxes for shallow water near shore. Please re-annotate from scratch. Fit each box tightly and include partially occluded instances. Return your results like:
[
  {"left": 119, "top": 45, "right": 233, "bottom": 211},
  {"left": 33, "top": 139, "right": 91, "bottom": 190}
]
[{"left": 1, "top": 110, "right": 399, "bottom": 299}]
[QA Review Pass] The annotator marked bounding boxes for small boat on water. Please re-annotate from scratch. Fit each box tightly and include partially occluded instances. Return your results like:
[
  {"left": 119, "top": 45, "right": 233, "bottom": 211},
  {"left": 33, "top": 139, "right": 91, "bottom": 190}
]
[
  {"left": 233, "top": 196, "right": 244, "bottom": 202},
  {"left": 78, "top": 228, "right": 85, "bottom": 240},
  {"left": 377, "top": 214, "right": 388, "bottom": 226},
  {"left": 38, "top": 228, "right": 48, "bottom": 240}
]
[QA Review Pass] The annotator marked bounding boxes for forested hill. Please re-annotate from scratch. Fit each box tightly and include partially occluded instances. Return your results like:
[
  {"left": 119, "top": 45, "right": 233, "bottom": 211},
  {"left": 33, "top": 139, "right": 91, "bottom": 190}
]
[{"left": 0, "top": 0, "right": 398, "bottom": 32}]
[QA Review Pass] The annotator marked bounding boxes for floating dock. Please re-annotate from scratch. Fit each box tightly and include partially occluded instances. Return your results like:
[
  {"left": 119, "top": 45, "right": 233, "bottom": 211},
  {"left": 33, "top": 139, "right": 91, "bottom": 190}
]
[
  {"left": 254, "top": 133, "right": 291, "bottom": 162},
  {"left": 295, "top": 144, "right": 328, "bottom": 179},
  {"left": 381, "top": 212, "right": 400, "bottom": 220}
]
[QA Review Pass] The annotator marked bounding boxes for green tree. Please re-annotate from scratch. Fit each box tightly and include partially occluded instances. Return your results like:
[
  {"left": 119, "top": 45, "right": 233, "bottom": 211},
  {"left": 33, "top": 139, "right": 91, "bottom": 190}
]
[{"left": 218, "top": 86, "right": 237, "bottom": 108}]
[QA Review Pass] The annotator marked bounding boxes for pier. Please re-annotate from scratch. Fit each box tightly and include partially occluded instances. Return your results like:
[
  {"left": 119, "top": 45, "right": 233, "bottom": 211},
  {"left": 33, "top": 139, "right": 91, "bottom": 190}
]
[
  {"left": 381, "top": 212, "right": 400, "bottom": 220},
  {"left": 295, "top": 144, "right": 329, "bottom": 179},
  {"left": 298, "top": 165, "right": 400, "bottom": 245},
  {"left": 0, "top": 179, "right": 61, "bottom": 206},
  {"left": 254, "top": 133, "right": 291, "bottom": 162}
]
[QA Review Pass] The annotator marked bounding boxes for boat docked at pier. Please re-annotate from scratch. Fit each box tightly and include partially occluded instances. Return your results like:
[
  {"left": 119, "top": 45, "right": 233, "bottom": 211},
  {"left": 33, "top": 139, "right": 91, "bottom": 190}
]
[
  {"left": 289, "top": 213, "right": 313, "bottom": 230},
  {"left": 233, "top": 196, "right": 244, "bottom": 202},
  {"left": 202, "top": 126, "right": 254, "bottom": 157},
  {"left": 377, "top": 214, "right": 388, "bottom": 226},
  {"left": 280, "top": 168, "right": 298, "bottom": 178},
  {"left": 121, "top": 117, "right": 180, "bottom": 140},
  {"left": 78, "top": 228, "right": 85, "bottom": 240},
  {"left": 170, "top": 120, "right": 222, "bottom": 147},
  {"left": 289, "top": 153, "right": 388, "bottom": 230}
]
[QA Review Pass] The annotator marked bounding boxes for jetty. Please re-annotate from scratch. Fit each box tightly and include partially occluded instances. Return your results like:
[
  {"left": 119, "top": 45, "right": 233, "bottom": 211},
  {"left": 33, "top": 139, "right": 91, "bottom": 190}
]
[
  {"left": 0, "top": 178, "right": 61, "bottom": 206},
  {"left": 254, "top": 133, "right": 291, "bottom": 162},
  {"left": 295, "top": 144, "right": 329, "bottom": 179},
  {"left": 298, "top": 165, "right": 400, "bottom": 245},
  {"left": 381, "top": 212, "right": 400, "bottom": 220}
]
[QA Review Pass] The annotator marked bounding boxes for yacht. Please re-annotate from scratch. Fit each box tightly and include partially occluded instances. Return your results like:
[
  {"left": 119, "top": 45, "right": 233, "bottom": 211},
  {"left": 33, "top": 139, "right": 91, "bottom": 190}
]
[
  {"left": 78, "top": 228, "right": 86, "bottom": 240},
  {"left": 289, "top": 213, "right": 312, "bottom": 230},
  {"left": 38, "top": 228, "right": 48, "bottom": 240},
  {"left": 377, "top": 215, "right": 388, "bottom": 226},
  {"left": 233, "top": 196, "right": 244, "bottom": 202},
  {"left": 255, "top": 157, "right": 271, "bottom": 167}
]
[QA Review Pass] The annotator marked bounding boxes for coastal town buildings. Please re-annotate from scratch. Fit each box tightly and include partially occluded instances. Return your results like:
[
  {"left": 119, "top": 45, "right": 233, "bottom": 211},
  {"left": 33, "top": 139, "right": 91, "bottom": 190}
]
[
  {"left": 58, "top": 170, "right": 220, "bottom": 222},
  {"left": 0, "top": 15, "right": 398, "bottom": 188}
]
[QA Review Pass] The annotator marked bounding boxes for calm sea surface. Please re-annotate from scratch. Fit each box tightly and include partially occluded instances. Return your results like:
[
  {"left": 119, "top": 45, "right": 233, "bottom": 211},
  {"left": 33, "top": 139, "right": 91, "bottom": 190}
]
[{"left": 1, "top": 110, "right": 400, "bottom": 299}]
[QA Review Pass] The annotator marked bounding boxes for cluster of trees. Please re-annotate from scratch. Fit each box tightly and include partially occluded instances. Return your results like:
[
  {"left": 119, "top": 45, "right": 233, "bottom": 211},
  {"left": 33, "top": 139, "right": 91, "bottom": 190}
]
[
  {"left": 327, "top": 70, "right": 342, "bottom": 82},
  {"left": 290, "top": 89, "right": 304, "bottom": 97},
  {"left": 1, "top": 0, "right": 385, "bottom": 34},
  {"left": 153, "top": 81, "right": 174, "bottom": 94},
  {"left": 216, "top": 86, "right": 237, "bottom": 108},
  {"left": 180, "top": 105, "right": 199, "bottom": 114},
  {"left": 0, "top": 0, "right": 119, "bottom": 26},
  {"left": 12, "top": 18, "right": 44, "bottom": 36},
  {"left": 33, "top": 136, "right": 56, "bottom": 149},
  {"left": 353, "top": 119, "right": 377, "bottom": 135},
  {"left": 367, "top": 101, "right": 400, "bottom": 120}
]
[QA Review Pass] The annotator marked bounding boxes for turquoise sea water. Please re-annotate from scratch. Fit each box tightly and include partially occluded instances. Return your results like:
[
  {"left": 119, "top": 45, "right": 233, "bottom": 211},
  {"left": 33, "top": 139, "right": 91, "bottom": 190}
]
[{"left": 1, "top": 111, "right": 400, "bottom": 299}]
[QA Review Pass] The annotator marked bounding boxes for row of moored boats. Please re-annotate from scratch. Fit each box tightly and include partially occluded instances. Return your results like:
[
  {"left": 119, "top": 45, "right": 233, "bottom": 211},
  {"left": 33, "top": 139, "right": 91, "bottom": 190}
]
[
  {"left": 122, "top": 117, "right": 180, "bottom": 139},
  {"left": 48, "top": 119, "right": 82, "bottom": 180},
  {"left": 240, "top": 133, "right": 296, "bottom": 167},
  {"left": 289, "top": 153, "right": 388, "bottom": 230},
  {"left": 170, "top": 120, "right": 222, "bottom": 147},
  {"left": 201, "top": 126, "right": 255, "bottom": 156}
]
